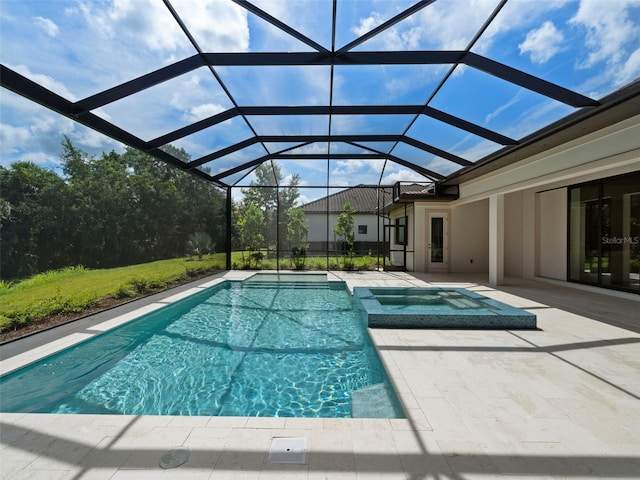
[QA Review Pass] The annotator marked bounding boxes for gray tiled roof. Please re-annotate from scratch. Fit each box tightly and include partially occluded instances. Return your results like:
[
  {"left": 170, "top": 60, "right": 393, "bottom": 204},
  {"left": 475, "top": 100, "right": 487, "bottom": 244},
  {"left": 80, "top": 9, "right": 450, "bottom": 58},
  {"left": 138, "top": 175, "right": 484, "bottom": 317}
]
[{"left": 301, "top": 186, "right": 393, "bottom": 214}]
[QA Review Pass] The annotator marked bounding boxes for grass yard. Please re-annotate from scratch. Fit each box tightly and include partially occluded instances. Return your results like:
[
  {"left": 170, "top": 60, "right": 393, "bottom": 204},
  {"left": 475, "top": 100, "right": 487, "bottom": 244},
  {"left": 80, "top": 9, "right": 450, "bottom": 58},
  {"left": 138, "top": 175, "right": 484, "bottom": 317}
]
[
  {"left": 0, "top": 251, "right": 384, "bottom": 336},
  {"left": 231, "top": 250, "right": 383, "bottom": 271},
  {"left": 0, "top": 254, "right": 225, "bottom": 333}
]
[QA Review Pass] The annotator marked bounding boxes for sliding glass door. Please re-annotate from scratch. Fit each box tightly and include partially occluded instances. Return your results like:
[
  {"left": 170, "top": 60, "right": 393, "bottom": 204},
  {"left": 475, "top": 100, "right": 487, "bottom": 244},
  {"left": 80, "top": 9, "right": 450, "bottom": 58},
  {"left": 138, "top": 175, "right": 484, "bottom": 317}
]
[{"left": 568, "top": 172, "right": 640, "bottom": 293}]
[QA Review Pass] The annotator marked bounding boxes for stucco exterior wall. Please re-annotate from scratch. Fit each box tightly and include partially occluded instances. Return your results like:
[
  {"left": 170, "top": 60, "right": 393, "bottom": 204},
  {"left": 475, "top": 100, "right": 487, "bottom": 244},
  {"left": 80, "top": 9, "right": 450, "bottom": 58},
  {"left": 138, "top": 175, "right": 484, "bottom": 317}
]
[
  {"left": 536, "top": 188, "right": 568, "bottom": 280},
  {"left": 450, "top": 199, "right": 489, "bottom": 273},
  {"left": 305, "top": 213, "right": 383, "bottom": 243},
  {"left": 504, "top": 191, "right": 524, "bottom": 277}
]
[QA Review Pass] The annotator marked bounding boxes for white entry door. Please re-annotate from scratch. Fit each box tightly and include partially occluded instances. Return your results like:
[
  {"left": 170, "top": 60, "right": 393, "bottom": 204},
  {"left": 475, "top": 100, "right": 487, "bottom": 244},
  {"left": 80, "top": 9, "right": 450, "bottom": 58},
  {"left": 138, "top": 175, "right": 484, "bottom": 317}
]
[{"left": 427, "top": 213, "right": 448, "bottom": 272}]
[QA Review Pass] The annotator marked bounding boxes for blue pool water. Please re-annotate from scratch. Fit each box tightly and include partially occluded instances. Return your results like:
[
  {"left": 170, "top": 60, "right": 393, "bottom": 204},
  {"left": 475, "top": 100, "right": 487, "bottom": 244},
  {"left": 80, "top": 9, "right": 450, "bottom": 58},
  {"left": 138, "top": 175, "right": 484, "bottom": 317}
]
[
  {"left": 0, "top": 280, "right": 403, "bottom": 418},
  {"left": 355, "top": 287, "right": 537, "bottom": 329}
]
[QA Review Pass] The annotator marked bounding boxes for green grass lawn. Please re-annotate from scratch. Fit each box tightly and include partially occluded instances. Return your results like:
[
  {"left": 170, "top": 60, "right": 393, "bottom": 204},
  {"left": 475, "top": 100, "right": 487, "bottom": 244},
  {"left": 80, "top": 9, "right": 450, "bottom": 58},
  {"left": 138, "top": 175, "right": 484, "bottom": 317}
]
[
  {"left": 230, "top": 250, "right": 383, "bottom": 271},
  {"left": 0, "top": 254, "right": 225, "bottom": 332},
  {"left": 0, "top": 252, "right": 384, "bottom": 334}
]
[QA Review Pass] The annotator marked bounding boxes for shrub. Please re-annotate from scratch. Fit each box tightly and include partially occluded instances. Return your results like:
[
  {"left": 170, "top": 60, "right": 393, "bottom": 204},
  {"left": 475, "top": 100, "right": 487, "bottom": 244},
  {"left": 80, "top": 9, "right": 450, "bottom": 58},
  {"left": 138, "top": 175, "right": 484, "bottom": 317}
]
[
  {"left": 115, "top": 285, "right": 135, "bottom": 298},
  {"left": 129, "top": 277, "right": 149, "bottom": 294}
]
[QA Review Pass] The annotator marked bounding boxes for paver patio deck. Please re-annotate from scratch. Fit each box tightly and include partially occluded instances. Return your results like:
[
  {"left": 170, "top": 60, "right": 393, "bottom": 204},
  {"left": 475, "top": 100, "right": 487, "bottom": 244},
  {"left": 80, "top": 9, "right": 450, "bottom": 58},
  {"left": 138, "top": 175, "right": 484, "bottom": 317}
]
[{"left": 1, "top": 271, "right": 639, "bottom": 479}]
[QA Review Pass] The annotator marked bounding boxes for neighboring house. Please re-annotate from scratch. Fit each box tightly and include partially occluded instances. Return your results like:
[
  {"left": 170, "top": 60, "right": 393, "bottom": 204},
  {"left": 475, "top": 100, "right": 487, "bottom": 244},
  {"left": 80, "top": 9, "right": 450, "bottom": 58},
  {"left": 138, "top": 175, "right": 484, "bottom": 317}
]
[{"left": 300, "top": 185, "right": 392, "bottom": 255}]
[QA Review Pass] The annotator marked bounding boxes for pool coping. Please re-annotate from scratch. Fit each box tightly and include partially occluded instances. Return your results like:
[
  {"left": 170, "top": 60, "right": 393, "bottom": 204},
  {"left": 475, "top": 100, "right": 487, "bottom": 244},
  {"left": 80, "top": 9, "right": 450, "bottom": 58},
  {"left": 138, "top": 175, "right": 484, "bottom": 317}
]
[
  {"left": 0, "top": 269, "right": 411, "bottom": 423},
  {"left": 2, "top": 271, "right": 639, "bottom": 480},
  {"left": 0, "top": 273, "right": 236, "bottom": 377},
  {"left": 0, "top": 270, "right": 346, "bottom": 377},
  {"left": 354, "top": 286, "right": 537, "bottom": 329}
]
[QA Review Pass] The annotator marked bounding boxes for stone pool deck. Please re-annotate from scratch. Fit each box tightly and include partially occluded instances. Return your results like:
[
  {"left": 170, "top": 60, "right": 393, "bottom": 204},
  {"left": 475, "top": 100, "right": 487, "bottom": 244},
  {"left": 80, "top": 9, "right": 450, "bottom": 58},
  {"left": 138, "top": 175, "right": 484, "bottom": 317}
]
[{"left": 1, "top": 270, "right": 639, "bottom": 479}]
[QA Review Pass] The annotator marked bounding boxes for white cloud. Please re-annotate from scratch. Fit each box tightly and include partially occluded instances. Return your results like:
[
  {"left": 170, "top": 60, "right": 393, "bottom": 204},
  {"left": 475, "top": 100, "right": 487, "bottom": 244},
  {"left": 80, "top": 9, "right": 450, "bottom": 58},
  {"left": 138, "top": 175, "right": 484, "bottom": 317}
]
[
  {"left": 34, "top": 16, "right": 59, "bottom": 37},
  {"left": 507, "top": 99, "right": 572, "bottom": 138},
  {"left": 484, "top": 90, "right": 525, "bottom": 125},
  {"left": 567, "top": 0, "right": 640, "bottom": 93},
  {"left": 352, "top": 1, "right": 498, "bottom": 52},
  {"left": 296, "top": 193, "right": 312, "bottom": 206},
  {"left": 0, "top": 113, "right": 72, "bottom": 167},
  {"left": 0, "top": 124, "right": 32, "bottom": 155},
  {"left": 519, "top": 21, "right": 565, "bottom": 64},
  {"left": 77, "top": 0, "right": 249, "bottom": 53},
  {"left": 350, "top": 12, "right": 405, "bottom": 50},
  {"left": 71, "top": 128, "right": 122, "bottom": 151},
  {"left": 99, "top": 0, "right": 186, "bottom": 51},
  {"left": 173, "top": 0, "right": 249, "bottom": 52},
  {"left": 351, "top": 13, "right": 382, "bottom": 37},
  {"left": 0, "top": 95, "right": 119, "bottom": 168},
  {"left": 455, "top": 138, "right": 501, "bottom": 162},
  {"left": 473, "top": 0, "right": 570, "bottom": 55},
  {"left": 619, "top": 47, "right": 640, "bottom": 85},
  {"left": 569, "top": 0, "right": 640, "bottom": 69},
  {"left": 19, "top": 151, "right": 59, "bottom": 166},
  {"left": 164, "top": 72, "right": 233, "bottom": 127},
  {"left": 249, "top": 0, "right": 332, "bottom": 49},
  {"left": 331, "top": 159, "right": 381, "bottom": 176},
  {"left": 184, "top": 103, "right": 226, "bottom": 122},
  {"left": 412, "top": 0, "right": 498, "bottom": 51},
  {"left": 382, "top": 167, "right": 431, "bottom": 184},
  {"left": 291, "top": 143, "right": 328, "bottom": 155},
  {"left": 9, "top": 64, "right": 77, "bottom": 101}
]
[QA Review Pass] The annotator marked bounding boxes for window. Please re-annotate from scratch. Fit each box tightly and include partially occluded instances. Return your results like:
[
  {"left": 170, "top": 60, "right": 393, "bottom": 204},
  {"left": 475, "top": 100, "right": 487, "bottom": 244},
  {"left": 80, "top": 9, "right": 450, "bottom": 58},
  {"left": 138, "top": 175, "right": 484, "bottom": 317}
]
[
  {"left": 358, "top": 225, "right": 367, "bottom": 235},
  {"left": 568, "top": 171, "right": 640, "bottom": 293},
  {"left": 395, "top": 216, "right": 407, "bottom": 245},
  {"left": 430, "top": 217, "right": 444, "bottom": 263}
]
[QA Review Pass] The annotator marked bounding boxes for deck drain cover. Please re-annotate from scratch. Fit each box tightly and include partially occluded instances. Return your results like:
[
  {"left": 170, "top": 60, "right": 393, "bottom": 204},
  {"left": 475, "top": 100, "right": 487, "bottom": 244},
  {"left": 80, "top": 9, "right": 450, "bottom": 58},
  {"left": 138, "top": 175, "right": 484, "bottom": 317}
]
[
  {"left": 267, "top": 437, "right": 308, "bottom": 464},
  {"left": 159, "top": 446, "right": 189, "bottom": 469}
]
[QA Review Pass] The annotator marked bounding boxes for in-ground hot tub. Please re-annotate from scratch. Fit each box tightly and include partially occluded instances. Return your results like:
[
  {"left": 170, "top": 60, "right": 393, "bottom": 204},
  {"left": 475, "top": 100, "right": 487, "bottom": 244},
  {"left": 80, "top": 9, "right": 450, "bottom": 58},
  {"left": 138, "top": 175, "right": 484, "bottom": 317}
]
[{"left": 354, "top": 287, "right": 536, "bottom": 329}]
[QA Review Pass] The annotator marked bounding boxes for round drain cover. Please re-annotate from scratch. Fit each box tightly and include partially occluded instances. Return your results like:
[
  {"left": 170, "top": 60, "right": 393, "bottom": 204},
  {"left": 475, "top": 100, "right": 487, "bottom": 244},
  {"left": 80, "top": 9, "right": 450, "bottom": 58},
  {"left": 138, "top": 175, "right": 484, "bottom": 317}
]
[{"left": 159, "top": 446, "right": 190, "bottom": 469}]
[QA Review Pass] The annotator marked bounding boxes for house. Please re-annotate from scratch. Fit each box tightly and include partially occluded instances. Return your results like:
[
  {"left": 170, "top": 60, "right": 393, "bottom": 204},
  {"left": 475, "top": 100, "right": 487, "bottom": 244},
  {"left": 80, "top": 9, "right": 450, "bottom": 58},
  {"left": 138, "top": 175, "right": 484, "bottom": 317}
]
[
  {"left": 383, "top": 85, "right": 640, "bottom": 294},
  {"left": 300, "top": 185, "right": 392, "bottom": 255}
]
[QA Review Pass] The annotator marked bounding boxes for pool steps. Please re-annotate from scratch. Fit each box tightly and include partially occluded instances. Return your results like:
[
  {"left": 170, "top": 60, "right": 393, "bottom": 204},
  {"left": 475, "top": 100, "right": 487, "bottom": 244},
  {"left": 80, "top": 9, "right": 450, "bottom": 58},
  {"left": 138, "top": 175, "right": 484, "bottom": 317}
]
[{"left": 351, "top": 383, "right": 404, "bottom": 418}]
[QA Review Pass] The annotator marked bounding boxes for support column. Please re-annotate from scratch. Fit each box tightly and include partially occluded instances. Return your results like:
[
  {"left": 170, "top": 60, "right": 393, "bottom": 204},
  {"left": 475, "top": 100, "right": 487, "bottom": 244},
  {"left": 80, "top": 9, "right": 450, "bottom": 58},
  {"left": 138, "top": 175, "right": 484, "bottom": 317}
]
[
  {"left": 489, "top": 193, "right": 505, "bottom": 286},
  {"left": 521, "top": 189, "right": 536, "bottom": 279},
  {"left": 226, "top": 187, "right": 232, "bottom": 271}
]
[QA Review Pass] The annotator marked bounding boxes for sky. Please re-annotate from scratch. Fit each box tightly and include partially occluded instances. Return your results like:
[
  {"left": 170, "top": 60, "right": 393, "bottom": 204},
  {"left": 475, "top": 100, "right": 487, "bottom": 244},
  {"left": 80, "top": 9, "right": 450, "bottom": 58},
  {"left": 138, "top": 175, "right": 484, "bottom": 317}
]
[{"left": 1, "top": 0, "right": 639, "bottom": 203}]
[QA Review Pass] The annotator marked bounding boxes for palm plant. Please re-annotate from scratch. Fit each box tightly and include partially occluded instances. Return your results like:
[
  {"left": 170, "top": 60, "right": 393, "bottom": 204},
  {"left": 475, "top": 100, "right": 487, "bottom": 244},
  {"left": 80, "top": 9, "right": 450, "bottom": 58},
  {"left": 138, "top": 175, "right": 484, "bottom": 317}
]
[{"left": 185, "top": 232, "right": 213, "bottom": 260}]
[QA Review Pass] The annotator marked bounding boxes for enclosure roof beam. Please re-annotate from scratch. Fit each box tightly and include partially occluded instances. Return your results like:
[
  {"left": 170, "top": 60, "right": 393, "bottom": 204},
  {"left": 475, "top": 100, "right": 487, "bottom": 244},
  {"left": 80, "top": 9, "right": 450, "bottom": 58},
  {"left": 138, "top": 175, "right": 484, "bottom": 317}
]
[
  {"left": 234, "top": 153, "right": 444, "bottom": 181},
  {"left": 232, "top": 0, "right": 330, "bottom": 53},
  {"left": 337, "top": 0, "right": 436, "bottom": 53},
  {"left": 72, "top": 56, "right": 204, "bottom": 115},
  {"left": 70, "top": 50, "right": 597, "bottom": 118},
  {"left": 188, "top": 134, "right": 404, "bottom": 168},
  {"left": 148, "top": 109, "right": 239, "bottom": 148},
  {"left": 347, "top": 141, "right": 445, "bottom": 181},
  {"left": 149, "top": 105, "right": 517, "bottom": 149},
  {"left": 188, "top": 133, "right": 472, "bottom": 170},
  {"left": 211, "top": 155, "right": 271, "bottom": 182},
  {"left": 0, "top": 64, "right": 223, "bottom": 187},
  {"left": 402, "top": 137, "right": 473, "bottom": 167}
]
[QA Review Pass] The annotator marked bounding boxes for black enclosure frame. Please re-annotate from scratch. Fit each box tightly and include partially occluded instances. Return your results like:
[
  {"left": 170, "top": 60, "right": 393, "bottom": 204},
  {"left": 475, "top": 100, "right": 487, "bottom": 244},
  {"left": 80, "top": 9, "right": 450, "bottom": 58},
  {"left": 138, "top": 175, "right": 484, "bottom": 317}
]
[{"left": 4, "top": 0, "right": 639, "bottom": 271}]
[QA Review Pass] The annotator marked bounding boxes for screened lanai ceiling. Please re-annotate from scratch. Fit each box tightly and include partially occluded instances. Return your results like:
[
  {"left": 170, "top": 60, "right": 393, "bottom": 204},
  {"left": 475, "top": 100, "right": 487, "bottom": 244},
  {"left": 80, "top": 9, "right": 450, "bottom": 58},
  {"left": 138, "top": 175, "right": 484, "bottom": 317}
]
[{"left": 2, "top": 0, "right": 639, "bottom": 190}]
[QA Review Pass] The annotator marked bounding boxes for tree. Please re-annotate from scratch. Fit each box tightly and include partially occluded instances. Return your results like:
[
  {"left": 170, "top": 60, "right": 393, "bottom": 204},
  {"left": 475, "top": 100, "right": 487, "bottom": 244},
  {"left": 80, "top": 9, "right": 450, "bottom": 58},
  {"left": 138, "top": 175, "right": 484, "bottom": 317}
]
[
  {"left": 333, "top": 201, "right": 356, "bottom": 269},
  {"left": 1, "top": 137, "right": 227, "bottom": 279},
  {"left": 237, "top": 203, "right": 265, "bottom": 268},
  {"left": 278, "top": 173, "right": 301, "bottom": 252},
  {"left": 287, "top": 207, "right": 308, "bottom": 248},
  {"left": 1, "top": 162, "right": 73, "bottom": 278},
  {"left": 241, "top": 162, "right": 300, "bottom": 253},
  {"left": 287, "top": 207, "right": 308, "bottom": 269}
]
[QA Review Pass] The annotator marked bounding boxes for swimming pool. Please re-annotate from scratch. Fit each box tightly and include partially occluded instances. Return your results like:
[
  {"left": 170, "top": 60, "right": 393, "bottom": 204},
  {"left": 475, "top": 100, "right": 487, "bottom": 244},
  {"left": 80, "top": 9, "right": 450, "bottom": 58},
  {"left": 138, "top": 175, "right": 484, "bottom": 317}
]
[
  {"left": 0, "top": 279, "right": 404, "bottom": 418},
  {"left": 355, "top": 287, "right": 537, "bottom": 329}
]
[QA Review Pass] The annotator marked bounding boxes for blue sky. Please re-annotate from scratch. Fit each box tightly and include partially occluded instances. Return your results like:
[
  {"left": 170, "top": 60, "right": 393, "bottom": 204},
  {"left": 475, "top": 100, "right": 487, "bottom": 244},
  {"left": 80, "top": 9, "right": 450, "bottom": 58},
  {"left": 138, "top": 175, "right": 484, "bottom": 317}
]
[{"left": 1, "top": 0, "right": 639, "bottom": 203}]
